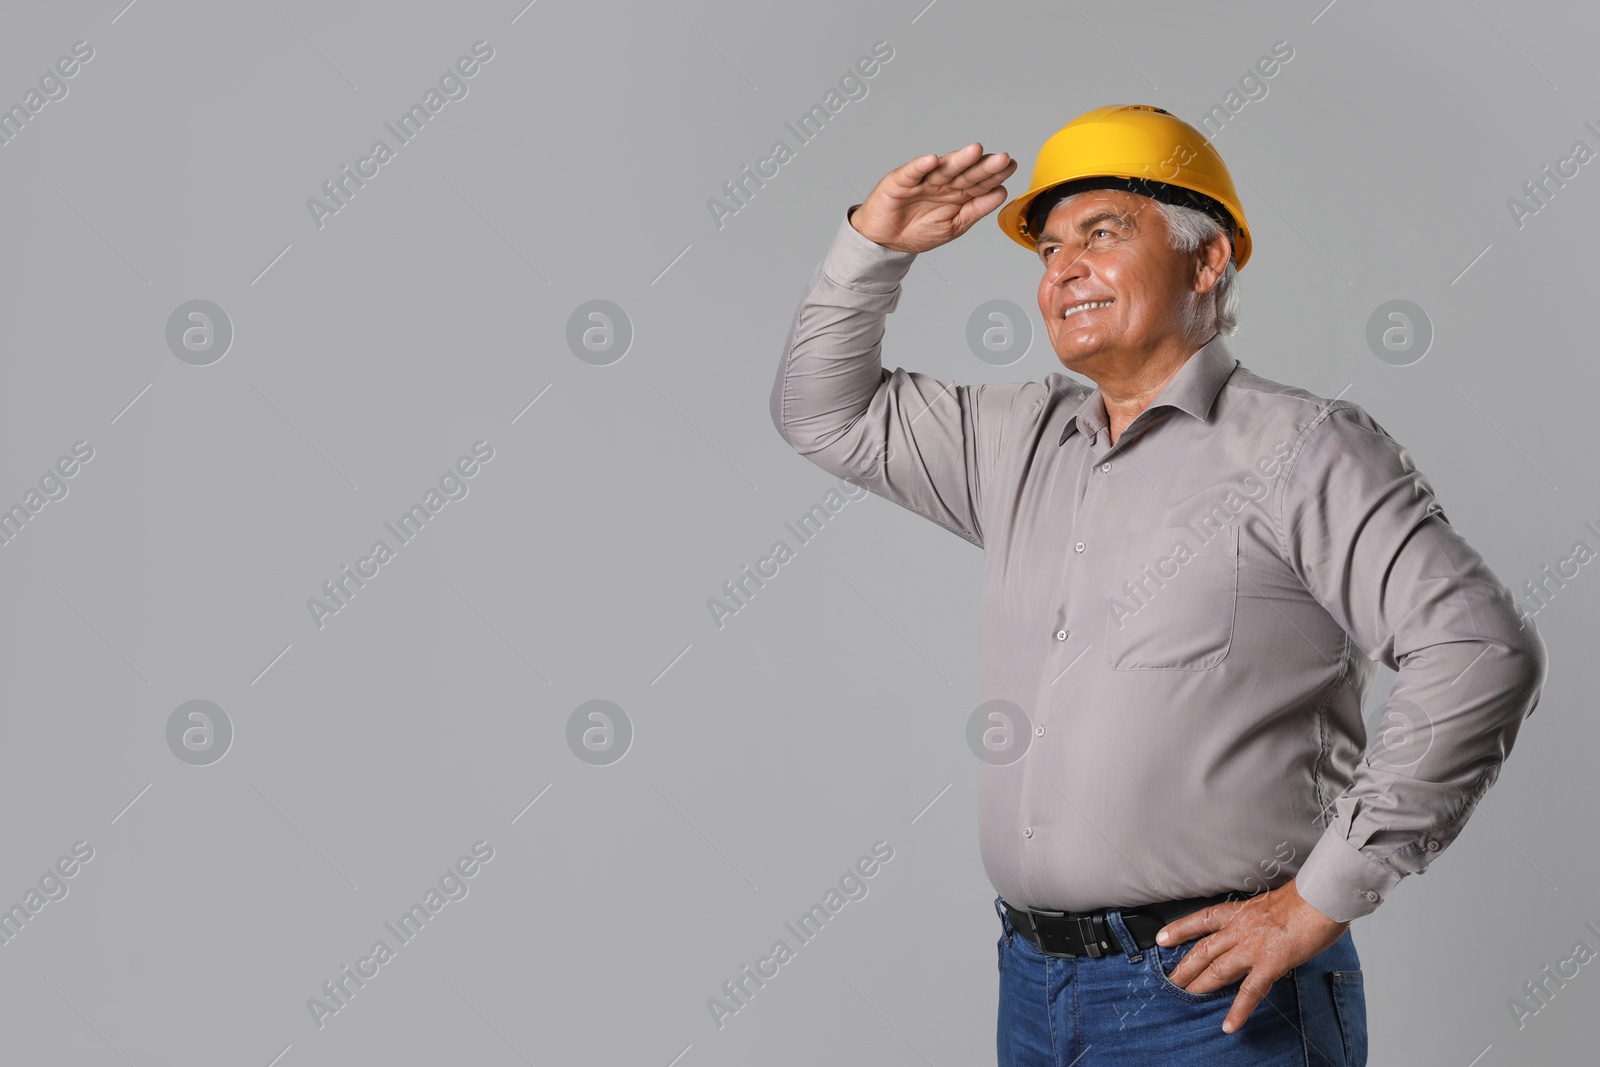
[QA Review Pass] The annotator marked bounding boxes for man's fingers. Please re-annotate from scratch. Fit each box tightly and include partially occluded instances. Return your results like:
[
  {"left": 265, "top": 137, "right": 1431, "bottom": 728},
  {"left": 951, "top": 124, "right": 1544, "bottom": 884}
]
[
  {"left": 951, "top": 156, "right": 1017, "bottom": 194},
  {"left": 952, "top": 185, "right": 1012, "bottom": 230},
  {"left": 885, "top": 145, "right": 1011, "bottom": 205},
  {"left": 1156, "top": 906, "right": 1218, "bottom": 947},
  {"left": 1180, "top": 940, "right": 1258, "bottom": 994},
  {"left": 875, "top": 151, "right": 939, "bottom": 197},
  {"left": 1164, "top": 930, "right": 1239, "bottom": 989},
  {"left": 858, "top": 142, "right": 1013, "bottom": 250},
  {"left": 897, "top": 150, "right": 945, "bottom": 178},
  {"left": 932, "top": 141, "right": 987, "bottom": 179},
  {"left": 1222, "top": 974, "right": 1278, "bottom": 1035},
  {"left": 1160, "top": 897, "right": 1255, "bottom": 947},
  {"left": 888, "top": 143, "right": 974, "bottom": 190},
  {"left": 921, "top": 143, "right": 997, "bottom": 189},
  {"left": 941, "top": 153, "right": 1013, "bottom": 196}
]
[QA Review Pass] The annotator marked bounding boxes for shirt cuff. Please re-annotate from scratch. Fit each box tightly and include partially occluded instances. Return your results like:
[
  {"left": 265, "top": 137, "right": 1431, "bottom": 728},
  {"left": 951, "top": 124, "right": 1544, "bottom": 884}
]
[
  {"left": 1293, "top": 823, "right": 1405, "bottom": 922},
  {"left": 820, "top": 204, "right": 917, "bottom": 294}
]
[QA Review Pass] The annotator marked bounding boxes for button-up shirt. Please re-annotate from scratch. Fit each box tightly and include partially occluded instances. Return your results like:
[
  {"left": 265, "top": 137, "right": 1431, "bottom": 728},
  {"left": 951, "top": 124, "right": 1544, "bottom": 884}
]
[{"left": 770, "top": 206, "right": 1549, "bottom": 922}]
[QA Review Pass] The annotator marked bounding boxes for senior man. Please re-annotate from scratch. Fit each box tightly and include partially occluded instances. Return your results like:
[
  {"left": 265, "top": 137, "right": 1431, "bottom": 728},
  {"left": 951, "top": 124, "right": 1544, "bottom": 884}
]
[{"left": 769, "top": 105, "right": 1547, "bottom": 1065}]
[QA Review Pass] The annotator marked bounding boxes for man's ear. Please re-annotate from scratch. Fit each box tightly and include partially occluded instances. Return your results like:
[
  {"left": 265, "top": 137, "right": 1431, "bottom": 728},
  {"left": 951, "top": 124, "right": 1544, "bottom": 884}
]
[{"left": 1194, "top": 231, "right": 1232, "bottom": 294}]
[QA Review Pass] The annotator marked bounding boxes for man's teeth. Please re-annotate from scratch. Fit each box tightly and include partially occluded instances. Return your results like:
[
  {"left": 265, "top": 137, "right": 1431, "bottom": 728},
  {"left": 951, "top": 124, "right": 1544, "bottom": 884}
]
[{"left": 1063, "top": 300, "right": 1113, "bottom": 317}]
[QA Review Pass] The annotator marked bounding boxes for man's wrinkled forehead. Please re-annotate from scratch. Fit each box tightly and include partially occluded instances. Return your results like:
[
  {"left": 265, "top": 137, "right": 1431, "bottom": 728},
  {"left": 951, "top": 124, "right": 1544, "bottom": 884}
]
[{"left": 1037, "top": 190, "right": 1158, "bottom": 243}]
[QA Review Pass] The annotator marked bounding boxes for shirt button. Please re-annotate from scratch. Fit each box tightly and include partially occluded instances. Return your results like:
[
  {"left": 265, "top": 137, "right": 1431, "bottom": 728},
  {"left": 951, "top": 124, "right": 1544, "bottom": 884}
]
[
  {"left": 1074, "top": 541, "right": 1085, "bottom": 553},
  {"left": 1035, "top": 725, "right": 1046, "bottom": 737},
  {"left": 1425, "top": 839, "right": 1441, "bottom": 852},
  {"left": 1023, "top": 827, "right": 1033, "bottom": 838},
  {"left": 1055, "top": 629, "right": 1068, "bottom": 641},
  {"left": 1363, "top": 890, "right": 1379, "bottom": 903},
  {"left": 1100, "top": 462, "right": 1112, "bottom": 472}
]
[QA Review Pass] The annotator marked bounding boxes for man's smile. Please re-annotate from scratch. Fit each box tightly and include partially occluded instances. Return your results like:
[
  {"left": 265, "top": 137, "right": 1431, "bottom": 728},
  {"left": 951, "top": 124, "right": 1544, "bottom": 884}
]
[{"left": 1061, "top": 298, "right": 1114, "bottom": 320}]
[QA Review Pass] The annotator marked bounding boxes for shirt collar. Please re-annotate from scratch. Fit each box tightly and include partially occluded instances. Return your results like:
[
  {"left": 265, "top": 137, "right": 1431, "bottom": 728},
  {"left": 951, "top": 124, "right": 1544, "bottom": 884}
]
[{"left": 1058, "top": 333, "right": 1239, "bottom": 446}]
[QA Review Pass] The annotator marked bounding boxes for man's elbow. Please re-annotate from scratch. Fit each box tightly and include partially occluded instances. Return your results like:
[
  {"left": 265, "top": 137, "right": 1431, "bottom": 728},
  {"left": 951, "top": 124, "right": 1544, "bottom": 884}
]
[
  {"left": 1499, "top": 613, "right": 1551, "bottom": 719},
  {"left": 770, "top": 398, "right": 817, "bottom": 457},
  {"left": 1510, "top": 627, "right": 1548, "bottom": 716},
  {"left": 769, "top": 380, "right": 801, "bottom": 452},
  {"left": 770, "top": 399, "right": 792, "bottom": 449},
  {"left": 769, "top": 381, "right": 853, "bottom": 461}
]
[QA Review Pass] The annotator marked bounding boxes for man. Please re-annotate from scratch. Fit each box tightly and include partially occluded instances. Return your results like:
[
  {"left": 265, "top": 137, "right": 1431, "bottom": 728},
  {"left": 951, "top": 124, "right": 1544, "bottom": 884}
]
[{"left": 769, "top": 104, "right": 1548, "bottom": 1065}]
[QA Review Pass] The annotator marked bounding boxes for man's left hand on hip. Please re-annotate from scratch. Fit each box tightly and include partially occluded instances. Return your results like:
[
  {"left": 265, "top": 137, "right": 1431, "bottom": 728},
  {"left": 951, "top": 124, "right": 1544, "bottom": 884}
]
[{"left": 1154, "top": 878, "right": 1350, "bottom": 1034}]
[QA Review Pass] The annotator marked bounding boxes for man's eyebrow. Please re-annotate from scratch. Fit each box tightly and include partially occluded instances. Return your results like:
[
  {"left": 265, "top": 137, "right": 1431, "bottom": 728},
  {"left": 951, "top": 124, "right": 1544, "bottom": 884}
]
[{"left": 1037, "top": 210, "right": 1135, "bottom": 245}]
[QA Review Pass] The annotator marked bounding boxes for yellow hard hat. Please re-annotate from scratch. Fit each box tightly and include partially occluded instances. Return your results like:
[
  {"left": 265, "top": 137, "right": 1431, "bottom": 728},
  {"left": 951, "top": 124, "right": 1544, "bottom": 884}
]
[{"left": 997, "top": 104, "right": 1252, "bottom": 270}]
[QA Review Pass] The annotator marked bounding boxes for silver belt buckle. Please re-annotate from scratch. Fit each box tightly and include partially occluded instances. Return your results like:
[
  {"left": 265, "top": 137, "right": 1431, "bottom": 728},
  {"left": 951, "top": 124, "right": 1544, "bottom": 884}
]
[{"left": 1074, "top": 914, "right": 1107, "bottom": 958}]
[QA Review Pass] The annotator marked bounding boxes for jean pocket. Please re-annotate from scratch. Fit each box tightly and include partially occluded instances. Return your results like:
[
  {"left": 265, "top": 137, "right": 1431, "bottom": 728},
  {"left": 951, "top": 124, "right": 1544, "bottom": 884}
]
[
  {"left": 1102, "top": 525, "right": 1238, "bottom": 670},
  {"left": 1331, "top": 970, "right": 1367, "bottom": 1066},
  {"left": 1148, "top": 938, "right": 1240, "bottom": 1003}
]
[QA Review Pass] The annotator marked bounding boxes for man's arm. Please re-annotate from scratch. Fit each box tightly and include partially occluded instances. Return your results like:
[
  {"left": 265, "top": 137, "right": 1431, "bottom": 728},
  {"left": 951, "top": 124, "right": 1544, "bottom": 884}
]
[
  {"left": 770, "top": 204, "right": 1030, "bottom": 547},
  {"left": 1280, "top": 402, "right": 1550, "bottom": 923},
  {"left": 1155, "top": 398, "right": 1550, "bottom": 1028}
]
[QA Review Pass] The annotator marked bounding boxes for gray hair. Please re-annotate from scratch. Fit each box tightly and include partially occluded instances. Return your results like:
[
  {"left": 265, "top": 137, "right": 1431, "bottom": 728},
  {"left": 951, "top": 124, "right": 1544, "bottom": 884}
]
[
  {"left": 1151, "top": 199, "right": 1240, "bottom": 338},
  {"left": 1033, "top": 191, "right": 1240, "bottom": 337}
]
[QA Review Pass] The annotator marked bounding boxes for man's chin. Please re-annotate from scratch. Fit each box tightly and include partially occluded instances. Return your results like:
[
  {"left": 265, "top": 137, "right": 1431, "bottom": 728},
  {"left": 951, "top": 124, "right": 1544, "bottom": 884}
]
[{"left": 1050, "top": 342, "right": 1104, "bottom": 372}]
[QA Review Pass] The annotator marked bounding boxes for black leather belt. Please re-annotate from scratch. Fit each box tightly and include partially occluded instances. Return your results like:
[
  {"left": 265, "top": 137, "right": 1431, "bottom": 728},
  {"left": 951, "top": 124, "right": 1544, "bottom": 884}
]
[{"left": 1003, "top": 890, "right": 1253, "bottom": 958}]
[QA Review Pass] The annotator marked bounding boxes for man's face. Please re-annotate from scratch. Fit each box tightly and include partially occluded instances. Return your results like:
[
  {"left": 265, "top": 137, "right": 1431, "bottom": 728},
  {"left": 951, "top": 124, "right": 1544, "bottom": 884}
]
[{"left": 1034, "top": 190, "right": 1206, "bottom": 373}]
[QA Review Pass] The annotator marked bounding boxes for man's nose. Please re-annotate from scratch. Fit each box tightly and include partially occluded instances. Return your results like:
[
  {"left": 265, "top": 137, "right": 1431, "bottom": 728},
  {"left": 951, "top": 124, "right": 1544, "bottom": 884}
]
[{"left": 1043, "top": 247, "right": 1088, "bottom": 285}]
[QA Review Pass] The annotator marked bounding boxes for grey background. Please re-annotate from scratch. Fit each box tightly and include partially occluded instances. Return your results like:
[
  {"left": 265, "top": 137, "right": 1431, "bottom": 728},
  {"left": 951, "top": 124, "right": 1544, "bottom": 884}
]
[{"left": 0, "top": 0, "right": 1595, "bottom": 1063}]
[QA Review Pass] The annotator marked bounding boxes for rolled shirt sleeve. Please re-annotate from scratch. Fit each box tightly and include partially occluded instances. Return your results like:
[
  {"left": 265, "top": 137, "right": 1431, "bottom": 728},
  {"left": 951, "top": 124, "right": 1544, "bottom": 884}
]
[
  {"left": 1280, "top": 403, "right": 1550, "bottom": 921},
  {"left": 770, "top": 205, "right": 1032, "bottom": 548}
]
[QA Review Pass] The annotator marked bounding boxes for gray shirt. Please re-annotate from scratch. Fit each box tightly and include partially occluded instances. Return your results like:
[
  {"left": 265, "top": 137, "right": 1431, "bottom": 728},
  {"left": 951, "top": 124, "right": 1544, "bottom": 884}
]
[{"left": 770, "top": 206, "right": 1549, "bottom": 923}]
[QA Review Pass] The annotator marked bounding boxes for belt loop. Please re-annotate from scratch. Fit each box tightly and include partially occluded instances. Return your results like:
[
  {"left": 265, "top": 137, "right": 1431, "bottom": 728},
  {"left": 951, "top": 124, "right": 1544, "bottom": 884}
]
[
  {"left": 994, "top": 896, "right": 1012, "bottom": 939},
  {"left": 1103, "top": 909, "right": 1144, "bottom": 963}
]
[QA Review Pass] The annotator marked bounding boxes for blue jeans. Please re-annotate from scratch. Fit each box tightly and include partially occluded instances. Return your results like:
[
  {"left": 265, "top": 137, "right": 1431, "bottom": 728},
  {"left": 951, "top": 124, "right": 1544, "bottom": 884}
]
[{"left": 995, "top": 896, "right": 1367, "bottom": 1066}]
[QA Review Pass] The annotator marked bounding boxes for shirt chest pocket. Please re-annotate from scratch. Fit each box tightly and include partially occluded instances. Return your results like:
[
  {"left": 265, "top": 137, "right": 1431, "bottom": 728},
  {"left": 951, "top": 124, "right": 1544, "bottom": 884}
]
[{"left": 1101, "top": 525, "right": 1238, "bottom": 670}]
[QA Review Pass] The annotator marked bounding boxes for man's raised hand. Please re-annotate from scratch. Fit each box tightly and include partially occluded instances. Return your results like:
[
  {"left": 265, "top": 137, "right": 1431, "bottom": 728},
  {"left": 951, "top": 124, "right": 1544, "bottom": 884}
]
[{"left": 850, "top": 142, "right": 1019, "bottom": 254}]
